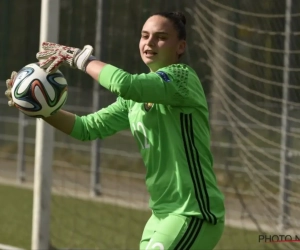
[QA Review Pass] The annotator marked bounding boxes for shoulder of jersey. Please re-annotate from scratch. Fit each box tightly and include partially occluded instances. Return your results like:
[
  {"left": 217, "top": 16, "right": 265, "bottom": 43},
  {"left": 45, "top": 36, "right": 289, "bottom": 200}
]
[
  {"left": 160, "top": 63, "right": 189, "bottom": 71},
  {"left": 162, "top": 64, "right": 197, "bottom": 76},
  {"left": 162, "top": 64, "right": 199, "bottom": 83},
  {"left": 156, "top": 64, "right": 189, "bottom": 82}
]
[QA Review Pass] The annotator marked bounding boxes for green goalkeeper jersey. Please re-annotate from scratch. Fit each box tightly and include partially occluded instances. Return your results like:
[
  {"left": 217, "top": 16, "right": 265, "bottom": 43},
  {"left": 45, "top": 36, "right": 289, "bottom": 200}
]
[{"left": 71, "top": 64, "right": 225, "bottom": 224}]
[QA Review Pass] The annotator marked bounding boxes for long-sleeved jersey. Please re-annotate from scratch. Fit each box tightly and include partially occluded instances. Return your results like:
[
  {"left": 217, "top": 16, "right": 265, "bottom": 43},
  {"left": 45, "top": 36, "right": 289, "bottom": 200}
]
[{"left": 71, "top": 64, "right": 225, "bottom": 224}]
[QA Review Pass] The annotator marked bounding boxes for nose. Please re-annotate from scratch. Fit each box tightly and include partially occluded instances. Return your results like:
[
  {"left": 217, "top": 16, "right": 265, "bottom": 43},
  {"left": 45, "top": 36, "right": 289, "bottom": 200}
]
[{"left": 146, "top": 35, "right": 155, "bottom": 47}]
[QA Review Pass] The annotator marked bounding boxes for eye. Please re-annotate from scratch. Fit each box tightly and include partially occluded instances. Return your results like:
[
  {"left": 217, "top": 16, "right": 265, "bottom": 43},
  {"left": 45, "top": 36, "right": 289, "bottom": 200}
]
[
  {"left": 141, "top": 34, "right": 149, "bottom": 39},
  {"left": 158, "top": 36, "right": 166, "bottom": 40}
]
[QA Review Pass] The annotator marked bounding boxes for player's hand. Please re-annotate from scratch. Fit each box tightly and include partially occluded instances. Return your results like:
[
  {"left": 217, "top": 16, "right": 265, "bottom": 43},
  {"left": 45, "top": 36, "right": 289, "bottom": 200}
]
[
  {"left": 4, "top": 71, "right": 18, "bottom": 107},
  {"left": 36, "top": 42, "right": 95, "bottom": 73}
]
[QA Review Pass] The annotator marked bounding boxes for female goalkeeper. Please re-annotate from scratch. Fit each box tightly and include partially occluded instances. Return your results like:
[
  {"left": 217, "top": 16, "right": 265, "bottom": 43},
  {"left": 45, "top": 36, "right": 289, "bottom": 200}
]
[{"left": 5, "top": 11, "right": 225, "bottom": 250}]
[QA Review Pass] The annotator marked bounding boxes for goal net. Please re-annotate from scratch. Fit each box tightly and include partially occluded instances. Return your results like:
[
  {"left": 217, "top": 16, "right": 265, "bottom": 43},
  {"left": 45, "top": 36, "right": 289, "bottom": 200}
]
[
  {"left": 188, "top": 0, "right": 300, "bottom": 248},
  {"left": 49, "top": 1, "right": 300, "bottom": 249}
]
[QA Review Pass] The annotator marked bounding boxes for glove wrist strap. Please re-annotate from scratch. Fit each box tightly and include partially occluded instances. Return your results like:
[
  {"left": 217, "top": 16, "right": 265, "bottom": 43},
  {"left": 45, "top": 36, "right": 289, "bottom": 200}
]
[{"left": 75, "top": 45, "right": 96, "bottom": 72}]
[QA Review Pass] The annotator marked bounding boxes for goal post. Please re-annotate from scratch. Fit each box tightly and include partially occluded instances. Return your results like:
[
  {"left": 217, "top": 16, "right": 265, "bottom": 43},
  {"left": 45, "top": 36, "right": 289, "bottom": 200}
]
[
  {"left": 279, "top": 0, "right": 292, "bottom": 231},
  {"left": 31, "top": 0, "right": 60, "bottom": 249},
  {"left": 90, "top": 0, "right": 104, "bottom": 197}
]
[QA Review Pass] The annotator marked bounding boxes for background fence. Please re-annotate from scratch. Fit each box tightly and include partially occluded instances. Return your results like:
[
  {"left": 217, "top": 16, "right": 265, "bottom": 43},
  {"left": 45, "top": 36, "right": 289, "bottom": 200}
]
[{"left": 1, "top": 0, "right": 300, "bottom": 249}]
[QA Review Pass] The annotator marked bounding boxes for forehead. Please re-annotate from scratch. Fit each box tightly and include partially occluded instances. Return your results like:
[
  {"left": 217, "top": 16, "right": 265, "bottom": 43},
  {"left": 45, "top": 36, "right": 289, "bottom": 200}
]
[{"left": 142, "top": 15, "right": 175, "bottom": 33}]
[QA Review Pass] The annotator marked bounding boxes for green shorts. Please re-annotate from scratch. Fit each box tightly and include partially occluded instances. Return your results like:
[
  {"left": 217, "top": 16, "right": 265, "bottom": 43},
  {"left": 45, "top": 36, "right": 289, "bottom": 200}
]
[{"left": 140, "top": 213, "right": 224, "bottom": 250}]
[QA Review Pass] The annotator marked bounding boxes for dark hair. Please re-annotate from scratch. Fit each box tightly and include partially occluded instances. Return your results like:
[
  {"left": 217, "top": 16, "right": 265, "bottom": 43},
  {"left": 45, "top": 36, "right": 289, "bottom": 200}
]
[{"left": 153, "top": 11, "right": 187, "bottom": 40}]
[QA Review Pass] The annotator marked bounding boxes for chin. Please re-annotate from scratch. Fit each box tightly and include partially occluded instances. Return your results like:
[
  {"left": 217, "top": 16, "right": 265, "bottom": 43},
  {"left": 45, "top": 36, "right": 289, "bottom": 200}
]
[
  {"left": 143, "top": 59, "right": 155, "bottom": 67},
  {"left": 142, "top": 56, "right": 153, "bottom": 63}
]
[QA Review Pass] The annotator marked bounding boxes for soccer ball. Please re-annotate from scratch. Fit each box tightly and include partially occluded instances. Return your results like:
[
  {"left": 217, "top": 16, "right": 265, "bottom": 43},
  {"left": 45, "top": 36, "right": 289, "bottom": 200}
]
[{"left": 11, "top": 63, "right": 68, "bottom": 118}]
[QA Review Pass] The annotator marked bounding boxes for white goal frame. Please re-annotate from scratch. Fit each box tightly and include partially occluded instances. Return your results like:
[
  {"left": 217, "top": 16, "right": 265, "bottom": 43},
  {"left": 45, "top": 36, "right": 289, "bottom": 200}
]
[{"left": 31, "top": 1, "right": 60, "bottom": 250}]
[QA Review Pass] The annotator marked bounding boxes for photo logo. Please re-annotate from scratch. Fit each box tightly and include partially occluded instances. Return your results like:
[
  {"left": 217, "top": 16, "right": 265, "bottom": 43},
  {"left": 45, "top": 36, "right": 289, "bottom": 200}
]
[{"left": 259, "top": 235, "right": 300, "bottom": 243}]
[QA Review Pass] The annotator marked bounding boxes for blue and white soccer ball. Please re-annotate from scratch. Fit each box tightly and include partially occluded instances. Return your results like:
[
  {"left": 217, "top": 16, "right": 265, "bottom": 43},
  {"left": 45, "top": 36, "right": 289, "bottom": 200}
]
[{"left": 11, "top": 63, "right": 68, "bottom": 118}]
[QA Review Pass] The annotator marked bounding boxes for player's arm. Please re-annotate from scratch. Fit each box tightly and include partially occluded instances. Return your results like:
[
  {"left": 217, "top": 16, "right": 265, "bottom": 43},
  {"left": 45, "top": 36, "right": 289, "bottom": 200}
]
[
  {"left": 86, "top": 60, "right": 199, "bottom": 106},
  {"left": 70, "top": 97, "right": 130, "bottom": 141},
  {"left": 5, "top": 67, "right": 129, "bottom": 139},
  {"left": 36, "top": 43, "right": 200, "bottom": 106},
  {"left": 43, "top": 110, "right": 76, "bottom": 135},
  {"left": 42, "top": 97, "right": 130, "bottom": 140}
]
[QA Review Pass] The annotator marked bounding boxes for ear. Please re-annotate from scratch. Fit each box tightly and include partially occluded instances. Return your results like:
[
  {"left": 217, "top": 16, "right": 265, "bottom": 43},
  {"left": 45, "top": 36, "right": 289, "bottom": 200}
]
[{"left": 177, "top": 40, "right": 186, "bottom": 56}]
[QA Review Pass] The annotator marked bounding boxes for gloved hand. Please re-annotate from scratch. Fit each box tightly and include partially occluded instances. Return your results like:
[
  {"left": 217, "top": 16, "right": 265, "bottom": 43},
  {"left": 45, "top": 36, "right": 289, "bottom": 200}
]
[
  {"left": 36, "top": 42, "right": 96, "bottom": 73},
  {"left": 4, "top": 71, "right": 18, "bottom": 107}
]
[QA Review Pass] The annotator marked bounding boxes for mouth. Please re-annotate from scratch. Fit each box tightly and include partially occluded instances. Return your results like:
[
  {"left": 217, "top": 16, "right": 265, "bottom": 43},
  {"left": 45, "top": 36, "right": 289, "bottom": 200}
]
[{"left": 144, "top": 50, "right": 157, "bottom": 57}]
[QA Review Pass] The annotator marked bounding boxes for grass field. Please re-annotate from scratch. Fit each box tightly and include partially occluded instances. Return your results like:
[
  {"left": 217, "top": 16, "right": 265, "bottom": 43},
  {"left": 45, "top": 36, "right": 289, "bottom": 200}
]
[{"left": 0, "top": 184, "right": 287, "bottom": 250}]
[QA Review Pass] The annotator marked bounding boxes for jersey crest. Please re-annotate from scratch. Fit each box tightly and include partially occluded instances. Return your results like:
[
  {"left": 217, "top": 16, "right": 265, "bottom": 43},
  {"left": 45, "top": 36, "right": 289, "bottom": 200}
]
[{"left": 144, "top": 102, "right": 154, "bottom": 111}]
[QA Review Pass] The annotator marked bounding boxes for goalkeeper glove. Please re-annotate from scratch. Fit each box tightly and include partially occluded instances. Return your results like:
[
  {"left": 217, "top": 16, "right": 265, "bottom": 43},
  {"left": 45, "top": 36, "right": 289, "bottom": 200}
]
[
  {"left": 36, "top": 42, "right": 96, "bottom": 73},
  {"left": 4, "top": 71, "right": 18, "bottom": 107}
]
